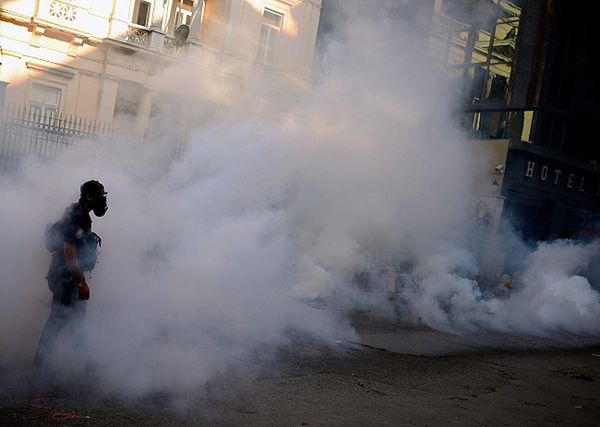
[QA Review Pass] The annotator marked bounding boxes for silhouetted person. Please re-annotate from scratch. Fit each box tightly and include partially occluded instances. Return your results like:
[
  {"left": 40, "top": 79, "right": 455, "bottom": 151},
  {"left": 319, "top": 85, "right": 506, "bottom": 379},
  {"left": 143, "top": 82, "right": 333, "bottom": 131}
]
[{"left": 34, "top": 180, "right": 107, "bottom": 369}]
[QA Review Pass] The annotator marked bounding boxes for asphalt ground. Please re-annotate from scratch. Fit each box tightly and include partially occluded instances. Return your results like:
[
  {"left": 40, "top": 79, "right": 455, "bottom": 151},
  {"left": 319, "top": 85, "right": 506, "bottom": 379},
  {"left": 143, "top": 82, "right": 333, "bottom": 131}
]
[
  {"left": 352, "top": 313, "right": 600, "bottom": 356},
  {"left": 1, "top": 321, "right": 599, "bottom": 426}
]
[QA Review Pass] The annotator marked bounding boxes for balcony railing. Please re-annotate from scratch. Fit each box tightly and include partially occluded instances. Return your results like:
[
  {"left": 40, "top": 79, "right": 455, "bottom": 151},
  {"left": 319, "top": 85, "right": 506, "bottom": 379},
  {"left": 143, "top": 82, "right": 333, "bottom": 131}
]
[
  {"left": 125, "top": 25, "right": 150, "bottom": 48},
  {"left": 123, "top": 26, "right": 191, "bottom": 56},
  {"left": 163, "top": 35, "right": 189, "bottom": 55}
]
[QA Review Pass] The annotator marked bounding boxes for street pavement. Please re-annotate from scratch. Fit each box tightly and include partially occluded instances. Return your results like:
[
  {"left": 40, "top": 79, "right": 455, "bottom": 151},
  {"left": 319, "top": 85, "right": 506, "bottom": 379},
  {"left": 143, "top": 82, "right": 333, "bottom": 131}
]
[
  {"left": 1, "top": 314, "right": 599, "bottom": 425},
  {"left": 352, "top": 314, "right": 600, "bottom": 356}
]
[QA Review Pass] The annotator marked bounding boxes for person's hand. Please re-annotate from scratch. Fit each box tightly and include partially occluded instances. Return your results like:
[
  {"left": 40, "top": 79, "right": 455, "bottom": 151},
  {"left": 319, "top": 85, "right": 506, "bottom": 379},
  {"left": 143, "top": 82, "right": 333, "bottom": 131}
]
[{"left": 78, "top": 282, "right": 90, "bottom": 300}]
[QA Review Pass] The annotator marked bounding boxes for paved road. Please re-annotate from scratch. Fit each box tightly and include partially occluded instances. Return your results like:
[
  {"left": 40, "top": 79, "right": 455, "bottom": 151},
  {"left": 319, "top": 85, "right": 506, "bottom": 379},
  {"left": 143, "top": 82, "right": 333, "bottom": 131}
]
[
  {"left": 1, "top": 320, "right": 599, "bottom": 425},
  {"left": 352, "top": 314, "right": 600, "bottom": 356}
]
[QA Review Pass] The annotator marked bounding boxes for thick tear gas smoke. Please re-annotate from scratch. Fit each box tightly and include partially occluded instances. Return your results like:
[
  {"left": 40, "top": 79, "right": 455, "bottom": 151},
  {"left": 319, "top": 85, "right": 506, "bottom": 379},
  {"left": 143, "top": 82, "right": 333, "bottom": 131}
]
[{"left": 1, "top": 1, "right": 599, "bottom": 397}]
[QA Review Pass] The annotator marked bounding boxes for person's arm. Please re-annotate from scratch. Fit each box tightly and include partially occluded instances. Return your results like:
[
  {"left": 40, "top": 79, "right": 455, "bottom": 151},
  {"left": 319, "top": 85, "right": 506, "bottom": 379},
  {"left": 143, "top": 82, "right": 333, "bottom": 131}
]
[{"left": 63, "top": 242, "right": 90, "bottom": 300}]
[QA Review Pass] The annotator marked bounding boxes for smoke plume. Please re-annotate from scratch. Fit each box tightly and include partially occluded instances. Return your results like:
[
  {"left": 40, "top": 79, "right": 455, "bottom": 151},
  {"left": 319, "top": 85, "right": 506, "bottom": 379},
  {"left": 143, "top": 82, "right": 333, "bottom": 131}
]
[{"left": 0, "top": 0, "right": 598, "bottom": 398}]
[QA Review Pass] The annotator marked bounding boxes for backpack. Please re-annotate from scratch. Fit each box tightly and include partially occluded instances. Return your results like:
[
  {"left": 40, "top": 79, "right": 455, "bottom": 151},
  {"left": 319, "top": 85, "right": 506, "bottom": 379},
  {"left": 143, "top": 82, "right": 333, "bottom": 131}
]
[
  {"left": 44, "top": 218, "right": 102, "bottom": 270},
  {"left": 77, "top": 232, "right": 101, "bottom": 271},
  {"left": 44, "top": 221, "right": 64, "bottom": 253}
]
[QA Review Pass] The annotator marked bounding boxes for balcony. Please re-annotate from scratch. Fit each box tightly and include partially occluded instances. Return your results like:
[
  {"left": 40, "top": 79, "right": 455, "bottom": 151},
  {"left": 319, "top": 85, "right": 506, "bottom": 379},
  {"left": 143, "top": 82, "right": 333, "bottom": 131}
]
[
  {"left": 121, "top": 25, "right": 191, "bottom": 58},
  {"left": 162, "top": 35, "right": 190, "bottom": 55},
  {"left": 125, "top": 24, "right": 150, "bottom": 48}
]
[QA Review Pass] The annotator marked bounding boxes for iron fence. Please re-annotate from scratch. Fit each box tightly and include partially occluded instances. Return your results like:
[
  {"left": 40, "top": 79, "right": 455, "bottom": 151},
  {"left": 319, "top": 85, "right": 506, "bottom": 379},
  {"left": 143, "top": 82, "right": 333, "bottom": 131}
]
[
  {"left": 0, "top": 105, "right": 111, "bottom": 172},
  {"left": 1, "top": 105, "right": 187, "bottom": 173}
]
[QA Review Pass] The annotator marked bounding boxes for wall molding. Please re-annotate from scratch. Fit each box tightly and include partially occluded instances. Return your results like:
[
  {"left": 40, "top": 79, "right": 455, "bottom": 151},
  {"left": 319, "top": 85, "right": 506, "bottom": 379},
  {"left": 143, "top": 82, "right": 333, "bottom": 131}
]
[{"left": 26, "top": 61, "right": 75, "bottom": 79}]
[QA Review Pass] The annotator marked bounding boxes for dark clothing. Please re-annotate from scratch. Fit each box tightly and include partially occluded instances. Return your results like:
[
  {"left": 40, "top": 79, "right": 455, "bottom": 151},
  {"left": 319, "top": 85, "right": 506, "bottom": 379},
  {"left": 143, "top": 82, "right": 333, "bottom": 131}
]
[
  {"left": 62, "top": 201, "right": 92, "bottom": 247},
  {"left": 35, "top": 201, "right": 93, "bottom": 368},
  {"left": 33, "top": 288, "right": 87, "bottom": 368},
  {"left": 47, "top": 258, "right": 77, "bottom": 306},
  {"left": 52, "top": 202, "right": 93, "bottom": 272},
  {"left": 48, "top": 202, "right": 93, "bottom": 305}
]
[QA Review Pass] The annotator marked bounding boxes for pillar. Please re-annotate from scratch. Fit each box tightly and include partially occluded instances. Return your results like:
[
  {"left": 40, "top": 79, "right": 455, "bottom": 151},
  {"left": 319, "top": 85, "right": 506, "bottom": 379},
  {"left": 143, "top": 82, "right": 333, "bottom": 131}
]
[
  {"left": 134, "top": 90, "right": 153, "bottom": 137},
  {"left": 97, "top": 77, "right": 119, "bottom": 125},
  {"left": 0, "top": 81, "right": 8, "bottom": 114},
  {"left": 149, "top": 0, "right": 166, "bottom": 50},
  {"left": 109, "top": 0, "right": 131, "bottom": 38},
  {"left": 188, "top": 0, "right": 204, "bottom": 44},
  {"left": 165, "top": 0, "right": 178, "bottom": 36}
]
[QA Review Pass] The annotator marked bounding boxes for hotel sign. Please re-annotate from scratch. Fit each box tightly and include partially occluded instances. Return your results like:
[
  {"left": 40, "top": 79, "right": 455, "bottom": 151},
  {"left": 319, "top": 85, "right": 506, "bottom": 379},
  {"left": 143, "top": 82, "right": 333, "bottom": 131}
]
[
  {"left": 523, "top": 160, "right": 600, "bottom": 197},
  {"left": 504, "top": 142, "right": 600, "bottom": 204}
]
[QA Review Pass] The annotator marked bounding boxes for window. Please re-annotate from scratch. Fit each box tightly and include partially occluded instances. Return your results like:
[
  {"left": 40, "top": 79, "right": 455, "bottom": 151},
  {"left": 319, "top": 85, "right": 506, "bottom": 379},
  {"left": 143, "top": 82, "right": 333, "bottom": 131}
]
[
  {"left": 133, "top": 0, "right": 151, "bottom": 27},
  {"left": 175, "top": 0, "right": 193, "bottom": 27},
  {"left": 257, "top": 8, "right": 283, "bottom": 65},
  {"left": 175, "top": 11, "right": 191, "bottom": 27},
  {"left": 429, "top": 0, "right": 522, "bottom": 105},
  {"left": 114, "top": 83, "right": 142, "bottom": 117},
  {"left": 30, "top": 83, "right": 61, "bottom": 117},
  {"left": 112, "top": 82, "right": 144, "bottom": 131}
]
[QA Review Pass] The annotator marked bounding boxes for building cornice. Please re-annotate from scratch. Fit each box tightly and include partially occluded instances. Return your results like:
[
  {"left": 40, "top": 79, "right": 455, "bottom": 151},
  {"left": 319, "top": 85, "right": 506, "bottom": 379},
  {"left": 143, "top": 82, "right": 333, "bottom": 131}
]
[
  {"left": 26, "top": 61, "right": 75, "bottom": 79},
  {"left": 0, "top": 8, "right": 33, "bottom": 23},
  {"left": 0, "top": 49, "right": 23, "bottom": 59}
]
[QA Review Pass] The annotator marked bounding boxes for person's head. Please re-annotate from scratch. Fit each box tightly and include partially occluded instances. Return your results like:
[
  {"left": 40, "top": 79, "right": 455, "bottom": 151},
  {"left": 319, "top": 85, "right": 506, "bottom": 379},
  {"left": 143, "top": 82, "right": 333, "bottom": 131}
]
[{"left": 80, "top": 180, "right": 108, "bottom": 217}]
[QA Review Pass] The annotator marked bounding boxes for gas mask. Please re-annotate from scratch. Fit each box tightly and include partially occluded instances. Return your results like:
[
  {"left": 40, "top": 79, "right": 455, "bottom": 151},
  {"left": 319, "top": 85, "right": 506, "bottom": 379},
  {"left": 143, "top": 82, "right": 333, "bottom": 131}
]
[
  {"left": 92, "top": 192, "right": 108, "bottom": 217},
  {"left": 81, "top": 180, "right": 108, "bottom": 217}
]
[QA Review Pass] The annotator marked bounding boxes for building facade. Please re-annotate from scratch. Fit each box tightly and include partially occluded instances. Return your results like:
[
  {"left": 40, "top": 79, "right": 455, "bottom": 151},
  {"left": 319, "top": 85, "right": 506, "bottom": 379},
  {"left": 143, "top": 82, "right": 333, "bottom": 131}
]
[
  {"left": 0, "top": 0, "right": 323, "bottom": 137},
  {"left": 430, "top": 0, "right": 599, "bottom": 286},
  {"left": 318, "top": 0, "right": 600, "bottom": 283}
]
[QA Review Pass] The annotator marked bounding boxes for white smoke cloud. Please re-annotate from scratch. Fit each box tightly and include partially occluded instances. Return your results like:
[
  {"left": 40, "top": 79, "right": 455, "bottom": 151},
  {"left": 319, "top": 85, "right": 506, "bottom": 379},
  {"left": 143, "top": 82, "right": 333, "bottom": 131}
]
[
  {"left": 394, "top": 238, "right": 600, "bottom": 336},
  {"left": 497, "top": 240, "right": 600, "bottom": 336},
  {"left": 0, "top": 0, "right": 599, "bottom": 399}
]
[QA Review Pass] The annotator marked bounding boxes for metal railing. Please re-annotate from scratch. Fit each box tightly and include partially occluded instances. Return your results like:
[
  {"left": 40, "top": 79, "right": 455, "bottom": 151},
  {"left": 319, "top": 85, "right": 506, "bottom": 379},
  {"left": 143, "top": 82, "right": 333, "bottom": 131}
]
[
  {"left": 0, "top": 105, "right": 187, "bottom": 173},
  {"left": 163, "top": 35, "right": 190, "bottom": 55},
  {"left": 125, "top": 25, "right": 151, "bottom": 48},
  {"left": 0, "top": 105, "right": 111, "bottom": 172},
  {"left": 122, "top": 26, "right": 191, "bottom": 56}
]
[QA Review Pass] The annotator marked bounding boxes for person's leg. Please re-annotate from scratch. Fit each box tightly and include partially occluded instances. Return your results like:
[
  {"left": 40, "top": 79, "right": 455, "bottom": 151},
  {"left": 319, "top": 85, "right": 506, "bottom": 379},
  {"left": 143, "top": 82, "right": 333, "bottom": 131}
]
[
  {"left": 33, "top": 299, "right": 70, "bottom": 367},
  {"left": 71, "top": 293, "right": 88, "bottom": 363}
]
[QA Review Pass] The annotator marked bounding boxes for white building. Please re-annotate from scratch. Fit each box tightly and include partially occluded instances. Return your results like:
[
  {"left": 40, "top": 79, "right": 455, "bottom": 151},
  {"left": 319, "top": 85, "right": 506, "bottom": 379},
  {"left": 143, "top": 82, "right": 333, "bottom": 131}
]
[{"left": 0, "top": 0, "right": 323, "bottom": 135}]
